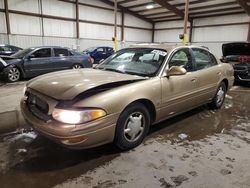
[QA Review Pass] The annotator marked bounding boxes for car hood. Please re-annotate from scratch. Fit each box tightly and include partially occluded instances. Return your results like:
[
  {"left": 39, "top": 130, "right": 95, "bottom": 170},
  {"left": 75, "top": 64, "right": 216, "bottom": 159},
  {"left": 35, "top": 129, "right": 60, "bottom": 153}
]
[
  {"left": 27, "top": 68, "right": 145, "bottom": 100},
  {"left": 0, "top": 56, "right": 21, "bottom": 68},
  {"left": 222, "top": 42, "right": 250, "bottom": 56}
]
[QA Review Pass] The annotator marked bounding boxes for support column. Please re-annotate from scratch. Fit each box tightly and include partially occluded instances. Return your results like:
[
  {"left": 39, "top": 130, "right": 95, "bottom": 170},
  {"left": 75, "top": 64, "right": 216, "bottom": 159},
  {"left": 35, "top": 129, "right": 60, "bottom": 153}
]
[
  {"left": 4, "top": 0, "right": 10, "bottom": 43},
  {"left": 189, "top": 19, "right": 193, "bottom": 43},
  {"left": 247, "top": 22, "right": 250, "bottom": 42},
  {"left": 152, "top": 23, "right": 155, "bottom": 43},
  {"left": 39, "top": 0, "right": 45, "bottom": 45},
  {"left": 113, "top": 0, "right": 118, "bottom": 51},
  {"left": 121, "top": 11, "right": 124, "bottom": 41},
  {"left": 183, "top": 0, "right": 189, "bottom": 46},
  {"left": 76, "top": 0, "right": 79, "bottom": 39}
]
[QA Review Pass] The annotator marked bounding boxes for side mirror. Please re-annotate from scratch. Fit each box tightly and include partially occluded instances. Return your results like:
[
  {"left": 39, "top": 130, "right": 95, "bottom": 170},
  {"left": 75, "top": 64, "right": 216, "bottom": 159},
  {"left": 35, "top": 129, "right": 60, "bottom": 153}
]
[
  {"left": 166, "top": 66, "right": 187, "bottom": 77},
  {"left": 27, "top": 54, "right": 35, "bottom": 59}
]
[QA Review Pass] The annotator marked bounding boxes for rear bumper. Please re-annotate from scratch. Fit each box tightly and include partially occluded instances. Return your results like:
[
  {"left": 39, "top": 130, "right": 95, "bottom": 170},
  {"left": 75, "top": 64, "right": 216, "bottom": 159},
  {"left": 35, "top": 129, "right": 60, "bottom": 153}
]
[{"left": 20, "top": 98, "right": 118, "bottom": 149}]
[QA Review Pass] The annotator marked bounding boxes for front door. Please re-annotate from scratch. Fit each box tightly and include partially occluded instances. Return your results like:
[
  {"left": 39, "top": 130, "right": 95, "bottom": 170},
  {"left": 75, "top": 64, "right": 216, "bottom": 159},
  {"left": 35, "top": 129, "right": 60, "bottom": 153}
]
[{"left": 159, "top": 48, "right": 199, "bottom": 121}]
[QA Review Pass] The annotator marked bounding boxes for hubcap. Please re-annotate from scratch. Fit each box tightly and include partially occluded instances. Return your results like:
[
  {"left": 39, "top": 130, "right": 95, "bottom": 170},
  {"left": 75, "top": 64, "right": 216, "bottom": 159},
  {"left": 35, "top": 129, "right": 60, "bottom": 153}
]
[
  {"left": 73, "top": 65, "right": 81, "bottom": 69},
  {"left": 216, "top": 86, "right": 225, "bottom": 106},
  {"left": 124, "top": 112, "right": 145, "bottom": 142},
  {"left": 8, "top": 67, "right": 20, "bottom": 82}
]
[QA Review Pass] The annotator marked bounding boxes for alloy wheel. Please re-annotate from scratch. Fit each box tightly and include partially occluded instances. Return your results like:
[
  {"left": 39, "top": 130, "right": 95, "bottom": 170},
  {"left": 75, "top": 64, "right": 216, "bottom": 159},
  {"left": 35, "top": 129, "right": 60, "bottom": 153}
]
[{"left": 8, "top": 67, "right": 20, "bottom": 82}]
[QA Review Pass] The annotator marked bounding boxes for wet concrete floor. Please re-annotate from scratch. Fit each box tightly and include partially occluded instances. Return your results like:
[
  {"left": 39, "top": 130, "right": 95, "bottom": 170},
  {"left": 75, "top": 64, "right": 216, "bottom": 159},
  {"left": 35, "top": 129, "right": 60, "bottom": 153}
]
[{"left": 0, "top": 84, "right": 249, "bottom": 188}]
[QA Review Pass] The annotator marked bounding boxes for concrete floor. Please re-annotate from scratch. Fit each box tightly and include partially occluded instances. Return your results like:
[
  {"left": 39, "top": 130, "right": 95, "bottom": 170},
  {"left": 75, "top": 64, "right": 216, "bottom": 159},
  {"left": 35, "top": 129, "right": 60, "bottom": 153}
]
[{"left": 0, "top": 84, "right": 249, "bottom": 188}]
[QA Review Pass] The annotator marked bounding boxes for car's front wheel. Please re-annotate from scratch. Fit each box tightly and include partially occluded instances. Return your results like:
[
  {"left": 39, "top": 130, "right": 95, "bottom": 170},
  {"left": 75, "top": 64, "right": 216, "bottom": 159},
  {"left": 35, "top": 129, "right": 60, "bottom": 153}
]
[
  {"left": 209, "top": 82, "right": 226, "bottom": 109},
  {"left": 114, "top": 102, "right": 150, "bottom": 150},
  {"left": 4, "top": 66, "right": 21, "bottom": 82}
]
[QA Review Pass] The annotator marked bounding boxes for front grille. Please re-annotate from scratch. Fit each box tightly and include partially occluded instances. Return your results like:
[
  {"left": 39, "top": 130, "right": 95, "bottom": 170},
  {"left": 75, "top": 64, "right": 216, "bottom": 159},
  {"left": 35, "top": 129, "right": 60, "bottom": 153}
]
[{"left": 26, "top": 92, "right": 51, "bottom": 122}]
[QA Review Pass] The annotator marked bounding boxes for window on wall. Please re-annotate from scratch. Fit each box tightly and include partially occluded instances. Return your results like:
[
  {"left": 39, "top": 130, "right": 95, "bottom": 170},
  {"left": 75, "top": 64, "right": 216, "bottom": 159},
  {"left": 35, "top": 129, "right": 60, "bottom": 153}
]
[
  {"left": 168, "top": 49, "right": 193, "bottom": 72},
  {"left": 54, "top": 48, "right": 69, "bottom": 57},
  {"left": 192, "top": 48, "right": 216, "bottom": 70}
]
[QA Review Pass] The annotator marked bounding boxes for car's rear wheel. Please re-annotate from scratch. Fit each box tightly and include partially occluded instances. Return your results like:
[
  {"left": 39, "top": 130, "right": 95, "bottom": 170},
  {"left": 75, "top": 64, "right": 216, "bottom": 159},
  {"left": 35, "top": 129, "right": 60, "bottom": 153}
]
[
  {"left": 4, "top": 66, "right": 21, "bottom": 82},
  {"left": 209, "top": 82, "right": 226, "bottom": 109},
  {"left": 72, "top": 64, "right": 82, "bottom": 69},
  {"left": 114, "top": 102, "right": 150, "bottom": 150}
]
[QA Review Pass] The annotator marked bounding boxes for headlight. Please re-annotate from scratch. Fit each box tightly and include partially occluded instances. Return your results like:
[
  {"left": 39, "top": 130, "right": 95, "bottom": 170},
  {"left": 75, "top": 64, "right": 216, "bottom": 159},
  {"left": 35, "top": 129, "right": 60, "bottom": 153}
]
[{"left": 52, "top": 108, "right": 107, "bottom": 124}]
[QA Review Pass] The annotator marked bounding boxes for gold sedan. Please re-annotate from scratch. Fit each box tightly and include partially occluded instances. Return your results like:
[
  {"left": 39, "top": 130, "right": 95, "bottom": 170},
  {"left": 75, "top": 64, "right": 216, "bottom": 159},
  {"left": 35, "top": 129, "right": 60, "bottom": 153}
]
[{"left": 20, "top": 44, "right": 234, "bottom": 150}]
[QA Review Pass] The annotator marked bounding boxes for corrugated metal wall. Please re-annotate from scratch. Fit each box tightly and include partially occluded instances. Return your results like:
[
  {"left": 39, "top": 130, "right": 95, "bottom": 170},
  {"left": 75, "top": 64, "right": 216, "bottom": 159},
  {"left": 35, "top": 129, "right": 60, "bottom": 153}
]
[
  {"left": 0, "top": 0, "right": 153, "bottom": 50},
  {"left": 155, "top": 14, "right": 250, "bottom": 57}
]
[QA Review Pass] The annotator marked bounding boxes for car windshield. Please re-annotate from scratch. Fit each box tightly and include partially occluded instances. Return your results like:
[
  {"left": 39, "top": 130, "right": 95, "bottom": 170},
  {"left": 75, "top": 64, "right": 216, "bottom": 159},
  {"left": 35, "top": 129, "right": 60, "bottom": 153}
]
[
  {"left": 11, "top": 48, "right": 33, "bottom": 58},
  {"left": 95, "top": 48, "right": 167, "bottom": 77}
]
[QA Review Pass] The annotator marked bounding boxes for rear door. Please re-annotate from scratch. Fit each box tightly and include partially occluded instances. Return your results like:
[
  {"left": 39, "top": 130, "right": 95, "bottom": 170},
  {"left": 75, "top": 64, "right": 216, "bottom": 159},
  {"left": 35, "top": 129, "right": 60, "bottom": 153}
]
[
  {"left": 190, "top": 48, "right": 221, "bottom": 101},
  {"left": 51, "top": 48, "right": 72, "bottom": 70},
  {"left": 23, "top": 48, "right": 52, "bottom": 77}
]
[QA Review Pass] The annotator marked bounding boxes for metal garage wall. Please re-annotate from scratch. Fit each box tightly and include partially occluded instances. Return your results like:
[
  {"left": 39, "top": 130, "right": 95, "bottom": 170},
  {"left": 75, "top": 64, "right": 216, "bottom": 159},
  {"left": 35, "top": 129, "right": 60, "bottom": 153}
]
[
  {"left": 43, "top": 18, "right": 76, "bottom": 38},
  {"left": 0, "top": 12, "right": 6, "bottom": 34},
  {"left": 8, "top": 0, "right": 39, "bottom": 13},
  {"left": 192, "top": 14, "right": 249, "bottom": 57},
  {"left": 9, "top": 35, "right": 43, "bottom": 48},
  {"left": 155, "top": 20, "right": 190, "bottom": 43},
  {"left": 154, "top": 14, "right": 250, "bottom": 57},
  {"left": 42, "top": 0, "right": 75, "bottom": 18},
  {"left": 0, "top": 0, "right": 153, "bottom": 50},
  {"left": 10, "top": 14, "right": 42, "bottom": 36}
]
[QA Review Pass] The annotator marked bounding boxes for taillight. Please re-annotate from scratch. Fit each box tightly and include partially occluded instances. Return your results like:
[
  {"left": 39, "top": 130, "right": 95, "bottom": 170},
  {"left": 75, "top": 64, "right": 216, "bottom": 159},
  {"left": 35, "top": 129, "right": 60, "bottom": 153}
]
[
  {"left": 239, "top": 56, "right": 248, "bottom": 64},
  {"left": 87, "top": 56, "right": 92, "bottom": 63}
]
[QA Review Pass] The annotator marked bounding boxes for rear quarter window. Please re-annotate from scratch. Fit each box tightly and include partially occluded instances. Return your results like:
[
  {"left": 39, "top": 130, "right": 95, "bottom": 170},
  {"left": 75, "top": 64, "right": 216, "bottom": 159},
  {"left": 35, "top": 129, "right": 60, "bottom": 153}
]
[{"left": 54, "top": 48, "right": 69, "bottom": 57}]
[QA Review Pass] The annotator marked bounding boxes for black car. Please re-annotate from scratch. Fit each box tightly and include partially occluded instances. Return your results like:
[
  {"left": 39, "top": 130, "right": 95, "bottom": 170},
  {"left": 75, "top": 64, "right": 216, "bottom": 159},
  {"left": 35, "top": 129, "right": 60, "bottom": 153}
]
[
  {"left": 0, "top": 44, "right": 22, "bottom": 56},
  {"left": 0, "top": 46, "right": 92, "bottom": 82},
  {"left": 222, "top": 42, "right": 250, "bottom": 83}
]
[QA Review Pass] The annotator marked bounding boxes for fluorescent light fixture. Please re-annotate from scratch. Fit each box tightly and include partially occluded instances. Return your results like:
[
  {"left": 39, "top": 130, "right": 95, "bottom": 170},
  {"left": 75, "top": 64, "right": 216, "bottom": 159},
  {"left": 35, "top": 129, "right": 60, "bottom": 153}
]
[{"left": 146, "top": 4, "right": 154, "bottom": 9}]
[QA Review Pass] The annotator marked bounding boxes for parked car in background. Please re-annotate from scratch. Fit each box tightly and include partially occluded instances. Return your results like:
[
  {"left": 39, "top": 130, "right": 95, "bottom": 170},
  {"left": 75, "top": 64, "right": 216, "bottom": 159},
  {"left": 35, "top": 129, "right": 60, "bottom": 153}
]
[
  {"left": 21, "top": 44, "right": 234, "bottom": 150},
  {"left": 0, "top": 44, "right": 22, "bottom": 56},
  {"left": 221, "top": 42, "right": 250, "bottom": 83},
  {"left": 83, "top": 46, "right": 114, "bottom": 63},
  {"left": 0, "top": 46, "right": 92, "bottom": 82}
]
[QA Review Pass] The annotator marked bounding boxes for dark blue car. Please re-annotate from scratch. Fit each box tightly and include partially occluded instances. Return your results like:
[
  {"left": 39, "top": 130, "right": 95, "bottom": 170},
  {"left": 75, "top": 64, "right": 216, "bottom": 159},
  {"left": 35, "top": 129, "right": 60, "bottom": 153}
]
[
  {"left": 83, "top": 46, "right": 114, "bottom": 63},
  {"left": 0, "top": 46, "right": 92, "bottom": 82}
]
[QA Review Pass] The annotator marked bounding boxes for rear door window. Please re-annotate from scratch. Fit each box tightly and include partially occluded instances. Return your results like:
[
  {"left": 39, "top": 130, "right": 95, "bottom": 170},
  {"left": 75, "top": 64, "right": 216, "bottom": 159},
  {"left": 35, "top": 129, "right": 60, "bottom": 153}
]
[
  {"left": 192, "top": 48, "right": 215, "bottom": 70},
  {"left": 54, "top": 48, "right": 69, "bottom": 57}
]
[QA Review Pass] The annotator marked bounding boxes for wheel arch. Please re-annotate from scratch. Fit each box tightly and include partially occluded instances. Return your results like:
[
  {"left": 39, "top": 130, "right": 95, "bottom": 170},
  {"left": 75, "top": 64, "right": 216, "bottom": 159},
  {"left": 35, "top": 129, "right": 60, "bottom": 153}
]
[
  {"left": 221, "top": 78, "right": 228, "bottom": 90},
  {"left": 126, "top": 98, "right": 156, "bottom": 124}
]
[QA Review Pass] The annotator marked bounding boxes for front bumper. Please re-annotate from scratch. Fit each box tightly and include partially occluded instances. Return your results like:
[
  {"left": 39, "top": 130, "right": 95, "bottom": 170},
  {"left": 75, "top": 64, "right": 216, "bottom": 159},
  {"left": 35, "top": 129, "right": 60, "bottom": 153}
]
[{"left": 21, "top": 98, "right": 118, "bottom": 149}]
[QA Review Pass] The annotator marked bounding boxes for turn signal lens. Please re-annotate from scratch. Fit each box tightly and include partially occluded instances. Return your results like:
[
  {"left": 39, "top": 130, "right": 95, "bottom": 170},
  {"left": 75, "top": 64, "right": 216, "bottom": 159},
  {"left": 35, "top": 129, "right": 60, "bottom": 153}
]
[{"left": 52, "top": 108, "right": 107, "bottom": 124}]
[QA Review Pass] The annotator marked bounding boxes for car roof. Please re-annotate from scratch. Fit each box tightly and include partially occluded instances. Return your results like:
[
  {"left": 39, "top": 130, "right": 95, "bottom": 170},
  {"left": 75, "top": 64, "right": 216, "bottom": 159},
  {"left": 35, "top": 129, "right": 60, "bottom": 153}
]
[
  {"left": 27, "top": 46, "right": 71, "bottom": 50},
  {"left": 128, "top": 43, "right": 210, "bottom": 52}
]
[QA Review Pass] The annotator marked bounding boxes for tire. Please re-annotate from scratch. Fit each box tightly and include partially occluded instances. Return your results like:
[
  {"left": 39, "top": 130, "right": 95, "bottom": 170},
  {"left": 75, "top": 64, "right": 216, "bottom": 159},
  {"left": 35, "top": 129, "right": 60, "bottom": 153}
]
[
  {"left": 209, "top": 82, "right": 226, "bottom": 109},
  {"left": 72, "top": 64, "right": 82, "bottom": 69},
  {"left": 114, "top": 102, "right": 151, "bottom": 150},
  {"left": 4, "top": 66, "right": 21, "bottom": 82}
]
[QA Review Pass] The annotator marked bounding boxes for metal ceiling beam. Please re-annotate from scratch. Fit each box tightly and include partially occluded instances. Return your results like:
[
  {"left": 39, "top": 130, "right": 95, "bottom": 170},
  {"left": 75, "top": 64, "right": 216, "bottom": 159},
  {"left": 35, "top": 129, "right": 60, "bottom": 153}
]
[
  {"left": 100, "top": 0, "right": 153, "bottom": 23},
  {"left": 153, "top": 0, "right": 186, "bottom": 20},
  {"left": 235, "top": 0, "right": 250, "bottom": 16}
]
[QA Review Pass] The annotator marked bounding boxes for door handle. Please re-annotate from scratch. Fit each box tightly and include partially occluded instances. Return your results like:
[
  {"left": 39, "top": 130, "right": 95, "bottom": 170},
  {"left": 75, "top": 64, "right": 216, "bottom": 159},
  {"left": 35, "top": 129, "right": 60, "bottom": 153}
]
[
  {"left": 191, "top": 78, "right": 197, "bottom": 82},
  {"left": 217, "top": 72, "right": 222, "bottom": 75}
]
